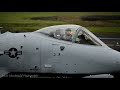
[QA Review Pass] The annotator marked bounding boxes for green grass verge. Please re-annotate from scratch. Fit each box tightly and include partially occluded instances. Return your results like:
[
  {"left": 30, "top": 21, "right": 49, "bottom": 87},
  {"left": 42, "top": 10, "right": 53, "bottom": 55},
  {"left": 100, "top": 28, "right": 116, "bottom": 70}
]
[
  {"left": 87, "top": 27, "right": 120, "bottom": 34},
  {"left": 0, "top": 12, "right": 120, "bottom": 34},
  {"left": 0, "top": 12, "right": 120, "bottom": 23}
]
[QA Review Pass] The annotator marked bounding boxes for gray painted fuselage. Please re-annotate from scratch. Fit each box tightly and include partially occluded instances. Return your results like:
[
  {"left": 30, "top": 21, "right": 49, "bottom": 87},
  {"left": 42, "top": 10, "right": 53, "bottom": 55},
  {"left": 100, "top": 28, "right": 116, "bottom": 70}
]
[
  {"left": 0, "top": 32, "right": 120, "bottom": 75},
  {"left": 0, "top": 25, "right": 120, "bottom": 78}
]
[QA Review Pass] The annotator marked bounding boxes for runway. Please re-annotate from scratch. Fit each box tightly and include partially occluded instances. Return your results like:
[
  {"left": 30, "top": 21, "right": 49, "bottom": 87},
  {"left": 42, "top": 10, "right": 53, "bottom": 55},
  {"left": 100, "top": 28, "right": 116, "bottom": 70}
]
[
  {"left": 95, "top": 34, "right": 120, "bottom": 52},
  {"left": 99, "top": 38, "right": 120, "bottom": 51}
]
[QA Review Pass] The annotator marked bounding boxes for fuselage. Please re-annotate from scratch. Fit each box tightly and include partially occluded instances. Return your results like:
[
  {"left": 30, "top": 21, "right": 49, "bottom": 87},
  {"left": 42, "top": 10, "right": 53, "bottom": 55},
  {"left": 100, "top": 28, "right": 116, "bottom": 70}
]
[{"left": 0, "top": 31, "right": 120, "bottom": 76}]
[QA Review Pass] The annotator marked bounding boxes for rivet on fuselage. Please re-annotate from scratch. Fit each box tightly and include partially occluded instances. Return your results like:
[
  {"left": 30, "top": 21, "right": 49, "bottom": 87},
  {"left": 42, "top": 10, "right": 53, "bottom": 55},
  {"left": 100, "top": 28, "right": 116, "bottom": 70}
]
[
  {"left": 21, "top": 46, "right": 23, "bottom": 49},
  {"left": 36, "top": 48, "right": 39, "bottom": 50},
  {"left": 16, "top": 57, "right": 19, "bottom": 59},
  {"left": 24, "top": 35, "right": 26, "bottom": 37}
]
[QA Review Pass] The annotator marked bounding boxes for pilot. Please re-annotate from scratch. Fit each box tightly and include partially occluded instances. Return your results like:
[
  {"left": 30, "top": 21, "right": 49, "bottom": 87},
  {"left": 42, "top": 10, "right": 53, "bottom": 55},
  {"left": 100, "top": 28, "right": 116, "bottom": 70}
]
[{"left": 65, "top": 28, "right": 74, "bottom": 41}]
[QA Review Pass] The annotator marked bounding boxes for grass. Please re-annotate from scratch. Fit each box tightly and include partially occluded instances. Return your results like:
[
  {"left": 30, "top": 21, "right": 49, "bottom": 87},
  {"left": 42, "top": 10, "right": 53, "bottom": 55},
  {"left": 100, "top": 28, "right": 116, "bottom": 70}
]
[
  {"left": 87, "top": 27, "right": 120, "bottom": 34},
  {"left": 0, "top": 12, "right": 120, "bottom": 34},
  {"left": 0, "top": 12, "right": 120, "bottom": 23}
]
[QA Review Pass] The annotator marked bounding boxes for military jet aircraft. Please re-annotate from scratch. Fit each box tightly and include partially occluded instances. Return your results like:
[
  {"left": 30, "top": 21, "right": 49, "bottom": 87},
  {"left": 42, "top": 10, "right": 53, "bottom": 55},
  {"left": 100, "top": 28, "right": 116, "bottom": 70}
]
[{"left": 0, "top": 24, "right": 120, "bottom": 78}]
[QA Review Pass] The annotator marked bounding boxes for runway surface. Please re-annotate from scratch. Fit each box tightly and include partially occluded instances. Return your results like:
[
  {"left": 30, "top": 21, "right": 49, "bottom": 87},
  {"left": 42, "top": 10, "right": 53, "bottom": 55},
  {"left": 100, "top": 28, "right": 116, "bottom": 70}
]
[{"left": 96, "top": 34, "right": 120, "bottom": 52}]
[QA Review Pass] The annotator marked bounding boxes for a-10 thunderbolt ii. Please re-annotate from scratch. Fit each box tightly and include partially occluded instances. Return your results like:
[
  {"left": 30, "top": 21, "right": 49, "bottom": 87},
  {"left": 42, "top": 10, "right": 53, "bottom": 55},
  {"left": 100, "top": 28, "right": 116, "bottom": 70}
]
[{"left": 0, "top": 24, "right": 120, "bottom": 78}]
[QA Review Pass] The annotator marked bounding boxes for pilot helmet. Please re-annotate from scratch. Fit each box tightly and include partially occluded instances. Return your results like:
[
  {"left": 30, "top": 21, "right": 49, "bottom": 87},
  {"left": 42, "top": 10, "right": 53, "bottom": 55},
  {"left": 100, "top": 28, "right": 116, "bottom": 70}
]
[{"left": 65, "top": 28, "right": 73, "bottom": 36}]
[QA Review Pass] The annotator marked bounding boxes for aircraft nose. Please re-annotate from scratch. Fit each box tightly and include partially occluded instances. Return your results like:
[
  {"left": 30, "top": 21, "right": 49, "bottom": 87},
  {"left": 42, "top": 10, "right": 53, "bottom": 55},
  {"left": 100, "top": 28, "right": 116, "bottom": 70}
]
[{"left": 109, "top": 50, "right": 120, "bottom": 72}]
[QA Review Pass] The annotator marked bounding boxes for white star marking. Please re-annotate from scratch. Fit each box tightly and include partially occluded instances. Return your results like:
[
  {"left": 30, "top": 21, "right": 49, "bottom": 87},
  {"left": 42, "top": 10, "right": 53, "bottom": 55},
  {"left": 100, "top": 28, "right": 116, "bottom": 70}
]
[{"left": 10, "top": 49, "right": 16, "bottom": 57}]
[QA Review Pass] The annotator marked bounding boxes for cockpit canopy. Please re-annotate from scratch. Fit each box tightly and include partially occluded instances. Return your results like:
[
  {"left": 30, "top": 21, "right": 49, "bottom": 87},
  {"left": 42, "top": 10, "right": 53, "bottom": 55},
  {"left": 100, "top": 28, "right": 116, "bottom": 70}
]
[
  {"left": 35, "top": 25, "right": 107, "bottom": 47},
  {"left": 35, "top": 25, "right": 79, "bottom": 41}
]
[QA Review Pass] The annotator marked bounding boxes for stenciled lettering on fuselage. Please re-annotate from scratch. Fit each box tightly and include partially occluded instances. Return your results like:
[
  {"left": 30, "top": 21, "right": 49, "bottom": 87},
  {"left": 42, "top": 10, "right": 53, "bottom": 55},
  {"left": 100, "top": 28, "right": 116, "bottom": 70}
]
[{"left": 4, "top": 48, "right": 22, "bottom": 58}]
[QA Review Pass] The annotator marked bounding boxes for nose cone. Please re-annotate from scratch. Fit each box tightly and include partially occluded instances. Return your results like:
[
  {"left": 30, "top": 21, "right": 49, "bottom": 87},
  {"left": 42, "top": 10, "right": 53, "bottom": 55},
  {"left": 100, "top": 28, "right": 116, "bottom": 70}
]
[
  {"left": 107, "top": 49, "right": 120, "bottom": 73},
  {"left": 94, "top": 48, "right": 120, "bottom": 74}
]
